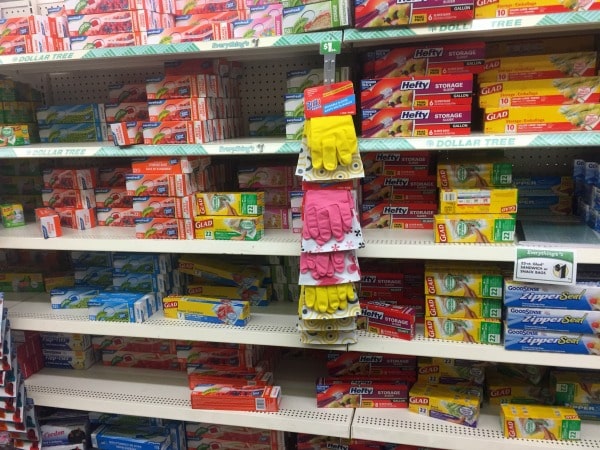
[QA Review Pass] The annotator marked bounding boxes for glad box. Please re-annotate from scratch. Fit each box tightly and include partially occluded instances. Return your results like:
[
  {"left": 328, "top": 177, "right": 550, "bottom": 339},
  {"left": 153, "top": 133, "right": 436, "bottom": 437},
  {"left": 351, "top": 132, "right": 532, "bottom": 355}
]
[
  {"left": 408, "top": 383, "right": 481, "bottom": 427},
  {"left": 439, "top": 187, "right": 518, "bottom": 214},
  {"left": 425, "top": 295, "right": 502, "bottom": 319},
  {"left": 434, "top": 214, "right": 516, "bottom": 244},
  {"left": 194, "top": 215, "right": 264, "bottom": 241},
  {"left": 500, "top": 404, "right": 581, "bottom": 440},
  {"left": 476, "top": 0, "right": 600, "bottom": 19},
  {"left": 424, "top": 316, "right": 502, "bottom": 344},
  {"left": 195, "top": 192, "right": 264, "bottom": 216},
  {"left": 484, "top": 104, "right": 600, "bottom": 134},
  {"left": 362, "top": 106, "right": 471, "bottom": 138},
  {"left": 506, "top": 306, "right": 600, "bottom": 334},
  {"left": 478, "top": 77, "right": 600, "bottom": 108}
]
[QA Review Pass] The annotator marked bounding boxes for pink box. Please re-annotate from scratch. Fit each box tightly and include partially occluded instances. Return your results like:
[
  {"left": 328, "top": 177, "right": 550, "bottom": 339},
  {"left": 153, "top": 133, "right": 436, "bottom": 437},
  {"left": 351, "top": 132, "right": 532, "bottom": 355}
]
[
  {"left": 125, "top": 173, "right": 198, "bottom": 197},
  {"left": 66, "top": 10, "right": 158, "bottom": 37},
  {"left": 175, "top": 0, "right": 244, "bottom": 15},
  {"left": 69, "top": 32, "right": 147, "bottom": 49},
  {"left": 104, "top": 102, "right": 149, "bottom": 122},
  {"left": 146, "top": 24, "right": 213, "bottom": 43},
  {"left": 64, "top": 0, "right": 161, "bottom": 15},
  {"left": 54, "top": 207, "right": 97, "bottom": 230}
]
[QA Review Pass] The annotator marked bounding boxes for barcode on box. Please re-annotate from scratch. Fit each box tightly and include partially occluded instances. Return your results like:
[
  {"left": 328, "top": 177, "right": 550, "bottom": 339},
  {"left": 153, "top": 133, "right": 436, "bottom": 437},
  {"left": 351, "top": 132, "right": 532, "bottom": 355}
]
[
  {"left": 255, "top": 398, "right": 266, "bottom": 411},
  {"left": 443, "top": 192, "right": 456, "bottom": 202}
]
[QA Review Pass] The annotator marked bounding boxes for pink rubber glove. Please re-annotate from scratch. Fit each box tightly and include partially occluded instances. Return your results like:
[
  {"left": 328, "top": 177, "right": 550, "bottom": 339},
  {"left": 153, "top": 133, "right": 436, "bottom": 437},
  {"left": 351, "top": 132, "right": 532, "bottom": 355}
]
[
  {"left": 300, "top": 252, "right": 346, "bottom": 280},
  {"left": 302, "top": 189, "right": 354, "bottom": 246}
]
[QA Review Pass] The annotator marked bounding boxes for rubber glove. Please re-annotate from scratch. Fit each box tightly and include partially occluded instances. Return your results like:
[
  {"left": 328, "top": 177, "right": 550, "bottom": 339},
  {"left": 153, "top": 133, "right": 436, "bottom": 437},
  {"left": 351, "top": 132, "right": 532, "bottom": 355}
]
[
  {"left": 302, "top": 190, "right": 354, "bottom": 245},
  {"left": 303, "top": 283, "right": 355, "bottom": 313},
  {"left": 300, "top": 252, "right": 346, "bottom": 280},
  {"left": 307, "top": 115, "right": 357, "bottom": 171}
]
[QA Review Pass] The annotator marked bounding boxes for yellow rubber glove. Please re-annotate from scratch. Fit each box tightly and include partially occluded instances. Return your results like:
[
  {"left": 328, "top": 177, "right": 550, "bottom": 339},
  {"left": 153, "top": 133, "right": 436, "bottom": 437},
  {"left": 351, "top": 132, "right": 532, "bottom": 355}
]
[
  {"left": 307, "top": 115, "right": 357, "bottom": 171},
  {"left": 303, "top": 283, "right": 355, "bottom": 314}
]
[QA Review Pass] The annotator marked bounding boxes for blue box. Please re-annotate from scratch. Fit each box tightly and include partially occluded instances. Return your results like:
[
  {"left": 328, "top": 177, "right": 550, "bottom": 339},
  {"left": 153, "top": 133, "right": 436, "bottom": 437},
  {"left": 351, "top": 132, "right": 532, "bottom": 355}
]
[
  {"left": 91, "top": 425, "right": 171, "bottom": 450},
  {"left": 112, "top": 253, "right": 172, "bottom": 274},
  {"left": 504, "top": 279, "right": 600, "bottom": 310},
  {"left": 504, "top": 327, "right": 600, "bottom": 355},
  {"left": 506, "top": 307, "right": 600, "bottom": 334}
]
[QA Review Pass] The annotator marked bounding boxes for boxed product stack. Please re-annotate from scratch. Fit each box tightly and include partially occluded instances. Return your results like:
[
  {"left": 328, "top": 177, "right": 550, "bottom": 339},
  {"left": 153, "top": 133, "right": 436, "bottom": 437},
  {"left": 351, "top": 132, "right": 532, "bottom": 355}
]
[
  {"left": 187, "top": 422, "right": 285, "bottom": 450},
  {"left": 93, "top": 335, "right": 183, "bottom": 371},
  {"left": 127, "top": 156, "right": 210, "bottom": 240},
  {"left": 434, "top": 158, "right": 516, "bottom": 244},
  {"left": 72, "top": 250, "right": 113, "bottom": 290},
  {"left": 551, "top": 369, "right": 600, "bottom": 420},
  {"left": 41, "top": 167, "right": 98, "bottom": 230},
  {"left": 39, "top": 332, "right": 97, "bottom": 370},
  {"left": 65, "top": 0, "right": 175, "bottom": 50},
  {"left": 238, "top": 163, "right": 300, "bottom": 232},
  {"left": 360, "top": 151, "right": 437, "bottom": 229},
  {"left": 298, "top": 435, "right": 438, "bottom": 449},
  {"left": 575, "top": 159, "right": 600, "bottom": 229},
  {"left": 423, "top": 263, "right": 503, "bottom": 344},
  {"left": 514, "top": 174, "right": 574, "bottom": 218},
  {"left": 479, "top": 52, "right": 600, "bottom": 134},
  {"left": 408, "top": 357, "right": 486, "bottom": 427},
  {"left": 359, "top": 42, "right": 486, "bottom": 138},
  {"left": 316, "top": 351, "right": 416, "bottom": 408},
  {"left": 284, "top": 67, "right": 351, "bottom": 141},
  {"left": 37, "top": 104, "right": 108, "bottom": 143},
  {"left": 355, "top": 0, "right": 474, "bottom": 27},
  {"left": 282, "top": 0, "right": 351, "bottom": 34},
  {"left": 503, "top": 279, "right": 600, "bottom": 355},
  {"left": 0, "top": 159, "right": 43, "bottom": 223},
  {"left": 0, "top": 14, "right": 69, "bottom": 56},
  {"left": 110, "top": 252, "right": 177, "bottom": 300},
  {"left": 12, "top": 331, "right": 44, "bottom": 379},
  {"left": 0, "top": 79, "right": 42, "bottom": 147},
  {"left": 105, "top": 83, "right": 147, "bottom": 146},
  {"left": 475, "top": 0, "right": 600, "bottom": 19},
  {"left": 484, "top": 363, "right": 553, "bottom": 408},
  {"left": 38, "top": 408, "right": 90, "bottom": 450},
  {"left": 95, "top": 165, "right": 136, "bottom": 226},
  {"left": 269, "top": 255, "right": 300, "bottom": 302},
  {"left": 360, "top": 74, "right": 474, "bottom": 139}
]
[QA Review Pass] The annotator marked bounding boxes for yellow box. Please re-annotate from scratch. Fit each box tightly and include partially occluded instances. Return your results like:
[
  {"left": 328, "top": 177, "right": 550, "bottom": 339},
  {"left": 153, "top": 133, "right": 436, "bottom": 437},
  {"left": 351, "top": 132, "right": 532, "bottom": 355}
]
[
  {"left": 436, "top": 161, "right": 513, "bottom": 189},
  {"left": 417, "top": 357, "right": 490, "bottom": 385},
  {"left": 500, "top": 404, "right": 581, "bottom": 441},
  {"left": 479, "top": 52, "right": 597, "bottom": 83},
  {"left": 409, "top": 383, "right": 481, "bottom": 427},
  {"left": 162, "top": 295, "right": 250, "bottom": 326},
  {"left": 195, "top": 192, "right": 264, "bottom": 216},
  {"left": 425, "top": 295, "right": 503, "bottom": 319},
  {"left": 434, "top": 214, "right": 516, "bottom": 244},
  {"left": 484, "top": 103, "right": 600, "bottom": 134},
  {"left": 475, "top": 0, "right": 600, "bottom": 19},
  {"left": 479, "top": 77, "right": 600, "bottom": 109},
  {"left": 424, "top": 317, "right": 502, "bottom": 344},
  {"left": 487, "top": 372, "right": 554, "bottom": 406},
  {"left": 424, "top": 265, "right": 504, "bottom": 298},
  {"left": 193, "top": 215, "right": 264, "bottom": 241},
  {"left": 178, "top": 255, "right": 264, "bottom": 289},
  {"left": 439, "top": 188, "right": 518, "bottom": 214}
]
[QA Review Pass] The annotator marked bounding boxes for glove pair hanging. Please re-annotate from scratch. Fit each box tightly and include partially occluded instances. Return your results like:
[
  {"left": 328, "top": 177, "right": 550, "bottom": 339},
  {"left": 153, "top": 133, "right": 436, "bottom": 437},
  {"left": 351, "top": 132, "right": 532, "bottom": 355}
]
[
  {"left": 305, "top": 115, "right": 358, "bottom": 171},
  {"left": 300, "top": 283, "right": 355, "bottom": 314},
  {"left": 302, "top": 189, "right": 355, "bottom": 246}
]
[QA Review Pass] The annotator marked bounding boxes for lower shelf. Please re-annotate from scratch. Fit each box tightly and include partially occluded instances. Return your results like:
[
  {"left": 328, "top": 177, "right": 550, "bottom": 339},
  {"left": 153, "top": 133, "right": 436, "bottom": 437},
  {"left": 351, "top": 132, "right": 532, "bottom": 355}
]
[{"left": 24, "top": 363, "right": 353, "bottom": 438}]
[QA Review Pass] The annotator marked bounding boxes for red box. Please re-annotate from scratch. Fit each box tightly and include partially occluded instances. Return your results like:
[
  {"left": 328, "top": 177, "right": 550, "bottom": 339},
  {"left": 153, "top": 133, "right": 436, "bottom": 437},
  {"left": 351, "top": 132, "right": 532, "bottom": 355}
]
[
  {"left": 191, "top": 385, "right": 281, "bottom": 412},
  {"left": 43, "top": 168, "right": 96, "bottom": 190},
  {"left": 304, "top": 81, "right": 356, "bottom": 118},
  {"left": 188, "top": 369, "right": 273, "bottom": 389},
  {"left": 360, "top": 286, "right": 403, "bottom": 303},
  {"left": 362, "top": 301, "right": 416, "bottom": 340},
  {"left": 316, "top": 378, "right": 410, "bottom": 408},
  {"left": 362, "top": 175, "right": 437, "bottom": 197},
  {"left": 66, "top": 10, "right": 157, "bottom": 37},
  {"left": 41, "top": 188, "right": 96, "bottom": 209},
  {"left": 54, "top": 207, "right": 97, "bottom": 230},
  {"left": 104, "top": 102, "right": 149, "bottom": 123},
  {"left": 94, "top": 188, "right": 132, "bottom": 208},
  {"left": 327, "top": 351, "right": 416, "bottom": 377}
]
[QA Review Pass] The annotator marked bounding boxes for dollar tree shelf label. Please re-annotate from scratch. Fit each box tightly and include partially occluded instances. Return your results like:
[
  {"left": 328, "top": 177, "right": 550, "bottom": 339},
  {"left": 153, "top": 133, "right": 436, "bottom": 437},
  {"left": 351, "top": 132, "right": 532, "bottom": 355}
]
[{"left": 514, "top": 247, "right": 577, "bottom": 286}]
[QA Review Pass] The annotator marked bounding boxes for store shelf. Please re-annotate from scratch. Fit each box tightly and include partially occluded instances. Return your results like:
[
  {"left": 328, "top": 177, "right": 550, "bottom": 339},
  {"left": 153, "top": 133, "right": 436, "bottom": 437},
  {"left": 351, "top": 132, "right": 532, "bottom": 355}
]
[
  {"left": 351, "top": 407, "right": 600, "bottom": 450},
  {"left": 0, "top": 31, "right": 343, "bottom": 74},
  {"left": 351, "top": 328, "right": 600, "bottom": 371},
  {"left": 24, "top": 362, "right": 353, "bottom": 438},
  {"left": 344, "top": 11, "right": 600, "bottom": 45},
  {"left": 4, "top": 225, "right": 600, "bottom": 264},
  {"left": 0, "top": 139, "right": 301, "bottom": 158},
  {"left": 7, "top": 296, "right": 345, "bottom": 351}
]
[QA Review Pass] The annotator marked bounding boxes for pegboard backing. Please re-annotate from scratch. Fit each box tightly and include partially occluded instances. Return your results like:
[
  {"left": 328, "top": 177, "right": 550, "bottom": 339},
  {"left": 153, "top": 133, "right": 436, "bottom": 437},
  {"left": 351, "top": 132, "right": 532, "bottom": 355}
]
[
  {"left": 505, "top": 146, "right": 598, "bottom": 177},
  {"left": 0, "top": 0, "right": 31, "bottom": 17}
]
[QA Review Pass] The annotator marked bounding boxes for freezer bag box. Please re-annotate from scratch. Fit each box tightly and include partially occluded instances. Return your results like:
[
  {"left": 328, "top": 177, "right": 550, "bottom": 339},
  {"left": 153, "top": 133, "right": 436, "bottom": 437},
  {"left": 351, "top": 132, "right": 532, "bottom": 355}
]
[
  {"left": 67, "top": 10, "right": 158, "bottom": 36},
  {"left": 134, "top": 217, "right": 194, "bottom": 239},
  {"left": 54, "top": 207, "right": 97, "bottom": 230},
  {"left": 504, "top": 327, "right": 600, "bottom": 355},
  {"left": 486, "top": 371, "right": 554, "bottom": 406},
  {"left": 131, "top": 155, "right": 210, "bottom": 175},
  {"left": 475, "top": 0, "right": 600, "bottom": 19},
  {"left": 425, "top": 295, "right": 503, "bottom": 319},
  {"left": 507, "top": 306, "right": 600, "bottom": 334},
  {"left": 361, "top": 106, "right": 472, "bottom": 138},
  {"left": 417, "top": 357, "right": 489, "bottom": 385},
  {"left": 41, "top": 188, "right": 96, "bottom": 209},
  {"left": 478, "top": 77, "right": 600, "bottom": 109},
  {"left": 408, "top": 382, "right": 481, "bottom": 427},
  {"left": 110, "top": 121, "right": 143, "bottom": 146},
  {"left": 434, "top": 214, "right": 516, "bottom": 244},
  {"left": 69, "top": 32, "right": 147, "bottom": 50},
  {"left": 92, "top": 425, "right": 171, "bottom": 450},
  {"left": 42, "top": 168, "right": 97, "bottom": 190},
  {"left": 316, "top": 378, "right": 409, "bottom": 408},
  {"left": 94, "top": 188, "right": 132, "bottom": 208},
  {"left": 360, "top": 74, "right": 474, "bottom": 109},
  {"left": 424, "top": 266, "right": 504, "bottom": 298},
  {"left": 500, "top": 404, "right": 580, "bottom": 441},
  {"left": 193, "top": 215, "right": 264, "bottom": 241},
  {"left": 484, "top": 103, "right": 600, "bottom": 134},
  {"left": 355, "top": 0, "right": 474, "bottom": 27},
  {"left": 503, "top": 279, "right": 600, "bottom": 310},
  {"left": 361, "top": 301, "right": 416, "bottom": 340},
  {"left": 42, "top": 347, "right": 97, "bottom": 369},
  {"left": 97, "top": 207, "right": 139, "bottom": 227}
]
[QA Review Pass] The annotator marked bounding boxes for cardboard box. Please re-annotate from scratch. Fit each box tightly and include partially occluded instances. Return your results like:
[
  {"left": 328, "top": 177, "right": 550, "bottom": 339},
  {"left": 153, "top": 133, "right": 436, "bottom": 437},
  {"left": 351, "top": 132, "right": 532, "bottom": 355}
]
[
  {"left": 96, "top": 207, "right": 139, "bottom": 226},
  {"left": 110, "top": 121, "right": 144, "bottom": 146},
  {"left": 417, "top": 357, "right": 488, "bottom": 385},
  {"left": 94, "top": 188, "right": 132, "bottom": 208},
  {"left": 476, "top": 0, "right": 600, "bottom": 19},
  {"left": 0, "top": 125, "right": 31, "bottom": 146},
  {"left": 439, "top": 187, "right": 518, "bottom": 214},
  {"left": 54, "top": 207, "right": 97, "bottom": 230},
  {"left": 434, "top": 214, "right": 516, "bottom": 243},
  {"left": 163, "top": 295, "right": 250, "bottom": 326},
  {"left": 125, "top": 173, "right": 198, "bottom": 197},
  {"left": 36, "top": 104, "right": 104, "bottom": 126},
  {"left": 504, "top": 327, "right": 600, "bottom": 355},
  {"left": 67, "top": 10, "right": 158, "bottom": 36},
  {"left": 141, "top": 120, "right": 209, "bottom": 144},
  {"left": 436, "top": 160, "right": 512, "bottom": 188},
  {"left": 193, "top": 215, "right": 264, "bottom": 240},
  {"left": 425, "top": 295, "right": 502, "bottom": 319},
  {"left": 424, "top": 266, "right": 503, "bottom": 298},
  {"left": 41, "top": 188, "right": 96, "bottom": 209},
  {"left": 361, "top": 302, "right": 416, "bottom": 340},
  {"left": 195, "top": 192, "right": 263, "bottom": 216},
  {"left": 424, "top": 316, "right": 502, "bottom": 344},
  {"left": 282, "top": 0, "right": 350, "bottom": 34},
  {"left": 316, "top": 378, "right": 409, "bottom": 408},
  {"left": 107, "top": 83, "right": 147, "bottom": 104},
  {"left": 409, "top": 383, "right": 481, "bottom": 427},
  {"left": 39, "top": 123, "right": 106, "bottom": 143},
  {"left": 191, "top": 385, "right": 280, "bottom": 411},
  {"left": 132, "top": 194, "right": 195, "bottom": 219},
  {"left": 134, "top": 217, "right": 194, "bottom": 239},
  {"left": 104, "top": 102, "right": 149, "bottom": 123},
  {"left": 69, "top": 32, "right": 147, "bottom": 50},
  {"left": 356, "top": 0, "right": 473, "bottom": 26},
  {"left": 500, "top": 404, "right": 580, "bottom": 440}
]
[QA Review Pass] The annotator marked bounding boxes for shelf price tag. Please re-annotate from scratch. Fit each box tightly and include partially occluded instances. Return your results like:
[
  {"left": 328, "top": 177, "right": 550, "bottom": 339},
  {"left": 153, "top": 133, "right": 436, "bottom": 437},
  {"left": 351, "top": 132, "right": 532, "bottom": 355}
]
[
  {"left": 514, "top": 246, "right": 577, "bottom": 286},
  {"left": 320, "top": 40, "right": 341, "bottom": 55}
]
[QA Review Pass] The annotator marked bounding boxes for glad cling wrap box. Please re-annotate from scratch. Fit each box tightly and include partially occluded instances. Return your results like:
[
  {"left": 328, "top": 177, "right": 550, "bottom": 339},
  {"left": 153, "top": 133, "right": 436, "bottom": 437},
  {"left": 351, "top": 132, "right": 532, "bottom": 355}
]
[
  {"left": 361, "top": 106, "right": 471, "bottom": 138},
  {"left": 500, "top": 404, "right": 581, "bottom": 441},
  {"left": 475, "top": 0, "right": 600, "bottom": 19},
  {"left": 360, "top": 74, "right": 474, "bottom": 109},
  {"left": 434, "top": 214, "right": 516, "bottom": 244},
  {"left": 409, "top": 383, "right": 481, "bottom": 427},
  {"left": 504, "top": 327, "right": 600, "bottom": 355},
  {"left": 355, "top": 0, "right": 474, "bottom": 27},
  {"left": 478, "top": 77, "right": 600, "bottom": 109},
  {"left": 484, "top": 103, "right": 600, "bottom": 134},
  {"left": 503, "top": 280, "right": 600, "bottom": 310},
  {"left": 478, "top": 52, "right": 598, "bottom": 83}
]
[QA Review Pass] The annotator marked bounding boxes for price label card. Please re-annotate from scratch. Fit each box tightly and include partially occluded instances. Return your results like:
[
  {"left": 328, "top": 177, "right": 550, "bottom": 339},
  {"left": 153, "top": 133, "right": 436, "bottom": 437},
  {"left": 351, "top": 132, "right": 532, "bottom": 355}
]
[
  {"left": 320, "top": 40, "right": 341, "bottom": 55},
  {"left": 514, "top": 246, "right": 577, "bottom": 285}
]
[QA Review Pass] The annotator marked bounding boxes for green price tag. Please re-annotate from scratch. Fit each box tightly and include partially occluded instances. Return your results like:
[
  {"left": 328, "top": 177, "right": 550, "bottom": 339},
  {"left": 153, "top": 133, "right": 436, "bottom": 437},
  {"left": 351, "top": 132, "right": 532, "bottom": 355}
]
[{"left": 320, "top": 40, "right": 341, "bottom": 55}]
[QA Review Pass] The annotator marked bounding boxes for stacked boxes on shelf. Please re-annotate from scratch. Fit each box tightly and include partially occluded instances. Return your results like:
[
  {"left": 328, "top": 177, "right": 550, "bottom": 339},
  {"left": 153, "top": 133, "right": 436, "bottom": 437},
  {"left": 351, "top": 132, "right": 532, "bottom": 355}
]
[
  {"left": 503, "top": 279, "right": 600, "bottom": 355},
  {"left": 0, "top": 14, "right": 69, "bottom": 55},
  {"left": 355, "top": 0, "right": 474, "bottom": 27},
  {"left": 0, "top": 79, "right": 42, "bottom": 146},
  {"left": 0, "top": 159, "right": 43, "bottom": 223},
  {"left": 423, "top": 262, "right": 503, "bottom": 344},
  {"left": 484, "top": 363, "right": 553, "bottom": 408},
  {"left": 95, "top": 165, "right": 135, "bottom": 226},
  {"left": 105, "top": 83, "right": 148, "bottom": 146},
  {"left": 575, "top": 159, "right": 600, "bottom": 230},
  {"left": 434, "top": 158, "right": 516, "bottom": 244},
  {"left": 479, "top": 51, "right": 600, "bottom": 134},
  {"left": 93, "top": 335, "right": 183, "bottom": 371},
  {"left": 475, "top": 0, "right": 600, "bottom": 18},
  {"left": 316, "top": 351, "right": 416, "bottom": 408},
  {"left": 360, "top": 151, "right": 437, "bottom": 230},
  {"left": 186, "top": 422, "right": 284, "bottom": 449},
  {"left": 37, "top": 103, "right": 108, "bottom": 143},
  {"left": 514, "top": 174, "right": 575, "bottom": 218},
  {"left": 41, "top": 167, "right": 98, "bottom": 230},
  {"left": 39, "top": 332, "right": 97, "bottom": 370},
  {"left": 91, "top": 415, "right": 185, "bottom": 450},
  {"left": 359, "top": 42, "right": 485, "bottom": 138}
]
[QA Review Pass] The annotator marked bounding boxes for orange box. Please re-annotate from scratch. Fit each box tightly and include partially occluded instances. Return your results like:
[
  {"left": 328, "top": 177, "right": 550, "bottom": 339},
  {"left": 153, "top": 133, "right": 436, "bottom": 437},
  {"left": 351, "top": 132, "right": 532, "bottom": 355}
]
[
  {"left": 191, "top": 385, "right": 281, "bottom": 412},
  {"left": 96, "top": 207, "right": 139, "bottom": 226},
  {"left": 135, "top": 217, "right": 194, "bottom": 239},
  {"left": 147, "top": 98, "right": 199, "bottom": 121},
  {"left": 125, "top": 173, "right": 198, "bottom": 197},
  {"left": 132, "top": 194, "right": 196, "bottom": 218},
  {"left": 0, "top": 16, "right": 49, "bottom": 36},
  {"left": 0, "top": 34, "right": 41, "bottom": 55},
  {"left": 131, "top": 156, "right": 210, "bottom": 174},
  {"left": 36, "top": 208, "right": 62, "bottom": 238},
  {"left": 66, "top": 10, "right": 157, "bottom": 37},
  {"left": 104, "top": 102, "right": 149, "bottom": 123},
  {"left": 146, "top": 24, "right": 213, "bottom": 44},
  {"left": 41, "top": 188, "right": 96, "bottom": 209},
  {"left": 110, "top": 121, "right": 144, "bottom": 146},
  {"left": 146, "top": 75, "right": 198, "bottom": 99},
  {"left": 54, "top": 207, "right": 97, "bottom": 230}
]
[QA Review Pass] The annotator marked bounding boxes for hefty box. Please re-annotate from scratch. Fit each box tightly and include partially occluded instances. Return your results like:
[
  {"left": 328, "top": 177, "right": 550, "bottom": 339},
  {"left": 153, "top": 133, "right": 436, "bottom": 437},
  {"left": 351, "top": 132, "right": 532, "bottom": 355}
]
[
  {"left": 355, "top": 0, "right": 474, "bottom": 27},
  {"left": 478, "top": 52, "right": 598, "bottom": 83},
  {"left": 484, "top": 104, "right": 600, "bottom": 134},
  {"left": 408, "top": 383, "right": 481, "bottom": 427},
  {"left": 504, "top": 327, "right": 600, "bottom": 355},
  {"left": 434, "top": 214, "right": 516, "bottom": 243},
  {"left": 478, "top": 77, "right": 600, "bottom": 109},
  {"left": 438, "top": 187, "right": 518, "bottom": 214},
  {"left": 193, "top": 215, "right": 264, "bottom": 241},
  {"left": 361, "top": 74, "right": 474, "bottom": 109},
  {"left": 504, "top": 278, "right": 600, "bottom": 311},
  {"left": 476, "top": 0, "right": 600, "bottom": 19},
  {"left": 361, "top": 106, "right": 471, "bottom": 138},
  {"left": 191, "top": 384, "right": 280, "bottom": 412},
  {"left": 506, "top": 307, "right": 600, "bottom": 334},
  {"left": 417, "top": 357, "right": 489, "bottom": 385},
  {"left": 361, "top": 201, "right": 436, "bottom": 229},
  {"left": 500, "top": 404, "right": 580, "bottom": 441},
  {"left": 361, "top": 301, "right": 416, "bottom": 340},
  {"left": 424, "top": 316, "right": 502, "bottom": 344},
  {"left": 362, "top": 42, "right": 486, "bottom": 79},
  {"left": 316, "top": 378, "right": 409, "bottom": 408},
  {"left": 132, "top": 195, "right": 195, "bottom": 219},
  {"left": 326, "top": 351, "right": 416, "bottom": 378}
]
